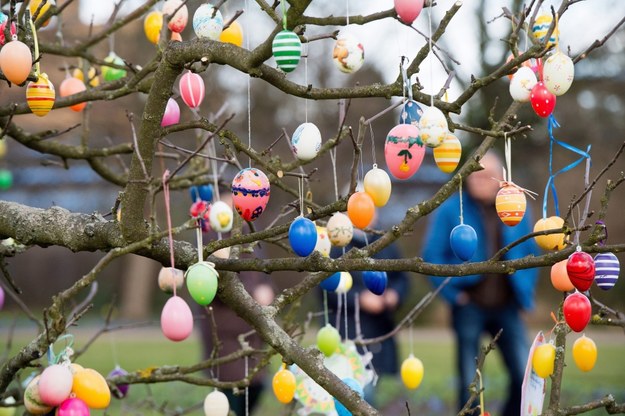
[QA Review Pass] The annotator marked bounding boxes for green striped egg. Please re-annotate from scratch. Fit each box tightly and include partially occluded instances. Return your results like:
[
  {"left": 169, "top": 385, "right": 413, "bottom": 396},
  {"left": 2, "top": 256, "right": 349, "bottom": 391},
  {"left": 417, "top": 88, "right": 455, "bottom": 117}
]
[{"left": 272, "top": 30, "right": 301, "bottom": 73}]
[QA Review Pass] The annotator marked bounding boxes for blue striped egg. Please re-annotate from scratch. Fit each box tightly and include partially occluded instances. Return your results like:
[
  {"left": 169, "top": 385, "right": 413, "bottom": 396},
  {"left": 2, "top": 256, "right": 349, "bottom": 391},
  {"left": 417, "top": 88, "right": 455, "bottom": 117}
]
[
  {"left": 594, "top": 252, "right": 619, "bottom": 290},
  {"left": 272, "top": 30, "right": 301, "bottom": 73}
]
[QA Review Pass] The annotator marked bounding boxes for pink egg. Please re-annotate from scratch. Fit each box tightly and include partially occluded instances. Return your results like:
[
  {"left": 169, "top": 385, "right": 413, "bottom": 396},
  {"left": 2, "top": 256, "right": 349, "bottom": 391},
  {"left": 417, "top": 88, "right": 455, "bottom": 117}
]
[
  {"left": 179, "top": 71, "right": 205, "bottom": 109},
  {"left": 231, "top": 168, "right": 270, "bottom": 222},
  {"left": 384, "top": 124, "right": 425, "bottom": 180},
  {"left": 394, "top": 0, "right": 425, "bottom": 25},
  {"left": 38, "top": 364, "right": 73, "bottom": 406},
  {"left": 0, "top": 21, "right": 16, "bottom": 45},
  {"left": 161, "top": 98, "right": 180, "bottom": 127},
  {"left": 0, "top": 39, "right": 33, "bottom": 85},
  {"left": 163, "top": 0, "right": 188, "bottom": 33},
  {"left": 161, "top": 296, "right": 193, "bottom": 342},
  {"left": 56, "top": 397, "right": 90, "bottom": 416}
]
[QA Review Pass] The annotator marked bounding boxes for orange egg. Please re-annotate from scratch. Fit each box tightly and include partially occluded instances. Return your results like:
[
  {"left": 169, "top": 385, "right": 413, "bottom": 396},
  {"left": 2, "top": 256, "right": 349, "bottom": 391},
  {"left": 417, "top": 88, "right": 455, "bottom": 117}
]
[
  {"left": 550, "top": 259, "right": 574, "bottom": 292},
  {"left": 171, "top": 31, "right": 182, "bottom": 42},
  {"left": 347, "top": 191, "right": 375, "bottom": 229},
  {"left": 0, "top": 40, "right": 33, "bottom": 85},
  {"left": 59, "top": 77, "right": 87, "bottom": 112}
]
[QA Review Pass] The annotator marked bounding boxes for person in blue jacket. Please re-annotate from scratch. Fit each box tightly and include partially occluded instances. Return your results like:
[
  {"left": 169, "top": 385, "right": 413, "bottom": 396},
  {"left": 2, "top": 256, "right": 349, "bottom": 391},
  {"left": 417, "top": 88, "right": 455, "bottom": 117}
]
[{"left": 422, "top": 152, "right": 539, "bottom": 416}]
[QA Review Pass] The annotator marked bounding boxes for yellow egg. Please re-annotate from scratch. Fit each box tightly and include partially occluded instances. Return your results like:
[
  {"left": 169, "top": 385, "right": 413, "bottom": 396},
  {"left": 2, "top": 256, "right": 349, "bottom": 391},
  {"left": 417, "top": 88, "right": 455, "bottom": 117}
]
[
  {"left": 72, "top": 67, "right": 99, "bottom": 87},
  {"left": 401, "top": 354, "right": 424, "bottom": 389},
  {"left": 30, "top": 0, "right": 55, "bottom": 27},
  {"left": 433, "top": 133, "right": 462, "bottom": 173},
  {"left": 0, "top": 140, "right": 6, "bottom": 158},
  {"left": 495, "top": 185, "right": 527, "bottom": 227},
  {"left": 219, "top": 20, "right": 243, "bottom": 47},
  {"left": 144, "top": 10, "right": 163, "bottom": 44},
  {"left": 532, "top": 343, "right": 556, "bottom": 378},
  {"left": 534, "top": 216, "right": 566, "bottom": 250},
  {"left": 272, "top": 367, "right": 296, "bottom": 404},
  {"left": 363, "top": 166, "right": 392, "bottom": 207},
  {"left": 572, "top": 335, "right": 597, "bottom": 372},
  {"left": 72, "top": 368, "right": 111, "bottom": 409}
]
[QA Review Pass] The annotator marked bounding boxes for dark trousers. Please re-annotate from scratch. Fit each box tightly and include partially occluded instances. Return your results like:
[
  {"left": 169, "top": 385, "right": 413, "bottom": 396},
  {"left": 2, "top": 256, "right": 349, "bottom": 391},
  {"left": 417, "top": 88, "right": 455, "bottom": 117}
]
[{"left": 224, "top": 384, "right": 263, "bottom": 416}]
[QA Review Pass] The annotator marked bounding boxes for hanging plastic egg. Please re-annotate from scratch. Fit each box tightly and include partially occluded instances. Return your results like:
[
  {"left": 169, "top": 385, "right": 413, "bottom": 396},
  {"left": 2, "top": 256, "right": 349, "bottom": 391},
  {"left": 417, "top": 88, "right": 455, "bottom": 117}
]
[
  {"left": 347, "top": 191, "right": 375, "bottom": 229},
  {"left": 327, "top": 212, "right": 353, "bottom": 247},
  {"left": 291, "top": 122, "right": 322, "bottom": 161},
  {"left": 532, "top": 342, "right": 556, "bottom": 378},
  {"left": 190, "top": 200, "right": 210, "bottom": 221},
  {"left": 399, "top": 99, "right": 423, "bottom": 126},
  {"left": 400, "top": 354, "right": 424, "bottom": 389},
  {"left": 0, "top": 139, "right": 6, "bottom": 158},
  {"left": 363, "top": 166, "right": 391, "bottom": 207},
  {"left": 533, "top": 216, "right": 566, "bottom": 250},
  {"left": 161, "top": 98, "right": 180, "bottom": 127},
  {"left": 193, "top": 4, "right": 223, "bottom": 40},
  {"left": 316, "top": 324, "right": 340, "bottom": 357},
  {"left": 550, "top": 259, "right": 574, "bottom": 292},
  {"left": 231, "top": 167, "right": 270, "bottom": 221},
  {"left": 208, "top": 200, "right": 233, "bottom": 232},
  {"left": 314, "top": 226, "right": 332, "bottom": 257},
  {"left": 532, "top": 13, "right": 558, "bottom": 47},
  {"left": 450, "top": 224, "right": 477, "bottom": 262},
  {"left": 144, "top": 10, "right": 163, "bottom": 44},
  {"left": 220, "top": 20, "right": 243, "bottom": 47},
  {"left": 0, "top": 39, "right": 32, "bottom": 85},
  {"left": 394, "top": 0, "right": 425, "bottom": 25},
  {"left": 179, "top": 71, "right": 205, "bottom": 109},
  {"left": 566, "top": 251, "right": 595, "bottom": 291},
  {"left": 190, "top": 184, "right": 214, "bottom": 202},
  {"left": 505, "top": 53, "right": 532, "bottom": 80},
  {"left": 72, "top": 66, "right": 99, "bottom": 87},
  {"left": 418, "top": 106, "right": 448, "bottom": 148},
  {"left": 272, "top": 30, "right": 302, "bottom": 73},
  {"left": 163, "top": 0, "right": 188, "bottom": 33},
  {"left": 56, "top": 397, "right": 89, "bottom": 416},
  {"left": 362, "top": 271, "right": 387, "bottom": 295},
  {"left": 572, "top": 335, "right": 597, "bottom": 372},
  {"left": 59, "top": 77, "right": 87, "bottom": 112},
  {"left": 320, "top": 272, "right": 341, "bottom": 291},
  {"left": 204, "top": 390, "right": 229, "bottom": 416},
  {"left": 593, "top": 252, "right": 619, "bottom": 290},
  {"left": 185, "top": 261, "right": 219, "bottom": 306},
  {"left": 0, "top": 285, "right": 3, "bottom": 310},
  {"left": 272, "top": 367, "right": 296, "bottom": 404},
  {"left": 71, "top": 368, "right": 111, "bottom": 409},
  {"left": 509, "top": 66, "right": 538, "bottom": 102},
  {"left": 0, "top": 169, "right": 12, "bottom": 190},
  {"left": 161, "top": 295, "right": 194, "bottom": 341},
  {"left": 38, "top": 364, "right": 73, "bottom": 406},
  {"left": 563, "top": 291, "right": 591, "bottom": 332},
  {"left": 26, "top": 73, "right": 55, "bottom": 117},
  {"left": 24, "top": 376, "right": 53, "bottom": 415},
  {"left": 433, "top": 133, "right": 462, "bottom": 173},
  {"left": 101, "top": 52, "right": 127, "bottom": 82},
  {"left": 289, "top": 217, "right": 317, "bottom": 256},
  {"left": 336, "top": 271, "right": 353, "bottom": 294},
  {"left": 29, "top": 0, "right": 55, "bottom": 27},
  {"left": 495, "top": 185, "right": 527, "bottom": 227},
  {"left": 0, "top": 19, "right": 15, "bottom": 46},
  {"left": 107, "top": 366, "right": 129, "bottom": 398},
  {"left": 543, "top": 51, "right": 574, "bottom": 96},
  {"left": 530, "top": 82, "right": 556, "bottom": 118},
  {"left": 334, "top": 378, "right": 364, "bottom": 416},
  {"left": 384, "top": 124, "right": 424, "bottom": 180},
  {"left": 333, "top": 31, "right": 364, "bottom": 74}
]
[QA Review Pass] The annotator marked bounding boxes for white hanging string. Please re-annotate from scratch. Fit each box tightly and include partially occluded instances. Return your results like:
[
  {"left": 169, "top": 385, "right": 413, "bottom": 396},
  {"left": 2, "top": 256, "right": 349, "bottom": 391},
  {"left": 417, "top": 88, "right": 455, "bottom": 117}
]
[
  {"left": 345, "top": 0, "right": 349, "bottom": 25},
  {"left": 459, "top": 180, "right": 464, "bottom": 224},
  {"left": 428, "top": 3, "right": 434, "bottom": 107},
  {"left": 196, "top": 225, "right": 204, "bottom": 262},
  {"left": 335, "top": 290, "right": 342, "bottom": 330},
  {"left": 369, "top": 124, "right": 377, "bottom": 167},
  {"left": 298, "top": 177, "right": 304, "bottom": 216},
  {"left": 304, "top": 38, "right": 309, "bottom": 123},
  {"left": 330, "top": 148, "right": 339, "bottom": 201},
  {"left": 343, "top": 292, "right": 349, "bottom": 341},
  {"left": 504, "top": 133, "right": 512, "bottom": 183}
]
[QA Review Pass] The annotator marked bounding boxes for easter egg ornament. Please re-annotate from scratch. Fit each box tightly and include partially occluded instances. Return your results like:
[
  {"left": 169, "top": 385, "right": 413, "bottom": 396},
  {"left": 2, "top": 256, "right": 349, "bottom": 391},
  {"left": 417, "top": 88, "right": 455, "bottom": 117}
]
[
  {"left": 144, "top": 10, "right": 163, "bottom": 44},
  {"left": 363, "top": 166, "right": 391, "bottom": 207},
  {"left": 272, "top": 366, "right": 296, "bottom": 404},
  {"left": 163, "top": 0, "right": 188, "bottom": 33},
  {"left": 495, "top": 185, "right": 527, "bottom": 226},
  {"left": 362, "top": 271, "right": 387, "bottom": 296},
  {"left": 72, "top": 66, "right": 99, "bottom": 87},
  {"left": 291, "top": 123, "right": 322, "bottom": 161},
  {"left": 509, "top": 66, "right": 538, "bottom": 102},
  {"left": 38, "top": 364, "right": 73, "bottom": 406},
  {"left": 161, "top": 98, "right": 180, "bottom": 127},
  {"left": 327, "top": 212, "right": 353, "bottom": 247},
  {"left": 533, "top": 216, "right": 566, "bottom": 250},
  {"left": 543, "top": 51, "right": 574, "bottom": 96},
  {"left": 384, "top": 124, "right": 424, "bottom": 180},
  {"left": 401, "top": 354, "right": 424, "bottom": 389},
  {"left": 272, "top": 30, "right": 301, "bottom": 73},
  {"left": 101, "top": 52, "right": 127, "bottom": 82},
  {"left": 185, "top": 261, "right": 219, "bottom": 306},
  {"left": 530, "top": 82, "right": 556, "bottom": 118},
  {"left": 289, "top": 217, "right": 317, "bottom": 256},
  {"left": 26, "top": 73, "right": 55, "bottom": 117},
  {"left": 59, "top": 77, "right": 87, "bottom": 112},
  {"left": 231, "top": 168, "right": 270, "bottom": 221},
  {"left": 220, "top": 20, "right": 243, "bottom": 47},
  {"left": 394, "top": 0, "right": 425, "bottom": 25},
  {"left": 399, "top": 100, "right": 423, "bottom": 126},
  {"left": 532, "top": 12, "right": 558, "bottom": 47},
  {"left": 433, "top": 133, "right": 462, "bottom": 173},
  {"left": 0, "top": 170, "right": 12, "bottom": 190},
  {"left": 572, "top": 335, "right": 597, "bottom": 372},
  {"left": 333, "top": 378, "right": 364, "bottom": 416},
  {"left": 193, "top": 4, "right": 224, "bottom": 40},
  {"left": 347, "top": 191, "right": 375, "bottom": 229},
  {"left": 161, "top": 295, "right": 194, "bottom": 341},
  {"left": 204, "top": 390, "right": 229, "bottom": 416},
  {"left": 333, "top": 31, "right": 364, "bottom": 74},
  {"left": 450, "top": 224, "right": 477, "bottom": 262},
  {"left": 208, "top": 200, "right": 233, "bottom": 232},
  {"left": 24, "top": 376, "right": 53, "bottom": 414},
  {"left": 532, "top": 342, "right": 556, "bottom": 378},
  {"left": 320, "top": 272, "right": 341, "bottom": 292},
  {"left": 550, "top": 259, "right": 574, "bottom": 292},
  {"left": 0, "top": 38, "right": 32, "bottom": 85},
  {"left": 71, "top": 368, "right": 111, "bottom": 409},
  {"left": 56, "top": 397, "right": 90, "bottom": 416},
  {"left": 108, "top": 366, "right": 130, "bottom": 398},
  {"left": 30, "top": 0, "right": 55, "bottom": 27},
  {"left": 179, "top": 71, "right": 205, "bottom": 109},
  {"left": 566, "top": 249, "right": 595, "bottom": 291},
  {"left": 594, "top": 252, "right": 619, "bottom": 290},
  {"left": 316, "top": 324, "right": 340, "bottom": 357},
  {"left": 336, "top": 271, "right": 353, "bottom": 294},
  {"left": 190, "top": 184, "right": 214, "bottom": 202},
  {"left": 314, "top": 226, "right": 331, "bottom": 257},
  {"left": 563, "top": 291, "right": 591, "bottom": 332},
  {"left": 418, "top": 106, "right": 448, "bottom": 148}
]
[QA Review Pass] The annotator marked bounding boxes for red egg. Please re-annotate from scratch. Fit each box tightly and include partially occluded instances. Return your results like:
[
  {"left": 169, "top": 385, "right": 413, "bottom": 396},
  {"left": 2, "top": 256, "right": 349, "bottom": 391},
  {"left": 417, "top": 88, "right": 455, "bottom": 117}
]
[
  {"left": 563, "top": 291, "right": 591, "bottom": 332},
  {"left": 0, "top": 21, "right": 16, "bottom": 45},
  {"left": 59, "top": 77, "right": 87, "bottom": 112},
  {"left": 163, "top": 0, "right": 188, "bottom": 33},
  {"left": 231, "top": 168, "right": 270, "bottom": 222},
  {"left": 179, "top": 71, "right": 205, "bottom": 109},
  {"left": 530, "top": 82, "right": 556, "bottom": 118},
  {"left": 394, "top": 0, "right": 424, "bottom": 25},
  {"left": 566, "top": 250, "right": 595, "bottom": 291},
  {"left": 0, "top": 39, "right": 33, "bottom": 85}
]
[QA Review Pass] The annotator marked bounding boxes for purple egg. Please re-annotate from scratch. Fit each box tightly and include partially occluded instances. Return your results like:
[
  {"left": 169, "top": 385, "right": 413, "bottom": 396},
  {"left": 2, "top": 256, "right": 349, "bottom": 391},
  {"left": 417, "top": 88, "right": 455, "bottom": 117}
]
[
  {"left": 0, "top": 285, "right": 4, "bottom": 310},
  {"left": 107, "top": 366, "right": 129, "bottom": 398}
]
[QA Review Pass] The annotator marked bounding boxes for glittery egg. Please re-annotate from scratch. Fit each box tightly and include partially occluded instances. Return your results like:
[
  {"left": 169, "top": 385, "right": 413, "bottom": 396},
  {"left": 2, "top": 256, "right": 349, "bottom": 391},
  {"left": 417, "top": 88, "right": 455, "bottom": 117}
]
[
  {"left": 193, "top": 4, "right": 223, "bottom": 40},
  {"left": 144, "top": 10, "right": 163, "bottom": 44},
  {"left": 59, "top": 77, "right": 87, "bottom": 112},
  {"left": 0, "top": 39, "right": 32, "bottom": 85},
  {"left": 394, "top": 0, "right": 424, "bottom": 25},
  {"left": 272, "top": 30, "right": 302, "bottom": 73},
  {"left": 101, "top": 52, "right": 127, "bottom": 82},
  {"left": 26, "top": 73, "right": 55, "bottom": 117},
  {"left": 594, "top": 252, "right": 619, "bottom": 290},
  {"left": 179, "top": 71, "right": 205, "bottom": 109},
  {"left": 163, "top": 0, "right": 188, "bottom": 33},
  {"left": 543, "top": 50, "right": 574, "bottom": 96},
  {"left": 384, "top": 124, "right": 424, "bottom": 180},
  {"left": 209, "top": 200, "right": 233, "bottom": 232},
  {"left": 231, "top": 167, "right": 270, "bottom": 222},
  {"left": 327, "top": 212, "right": 353, "bottom": 247},
  {"left": 509, "top": 66, "right": 538, "bottom": 102},
  {"left": 433, "top": 133, "right": 462, "bottom": 173},
  {"left": 495, "top": 185, "right": 527, "bottom": 226},
  {"left": 333, "top": 31, "right": 364, "bottom": 74},
  {"left": 291, "top": 122, "right": 321, "bottom": 161},
  {"left": 314, "top": 226, "right": 331, "bottom": 257},
  {"left": 399, "top": 99, "right": 423, "bottom": 126},
  {"left": 532, "top": 13, "right": 558, "bottom": 47},
  {"left": 363, "top": 166, "right": 392, "bottom": 207},
  {"left": 220, "top": 20, "right": 243, "bottom": 47},
  {"left": 418, "top": 106, "right": 448, "bottom": 148}
]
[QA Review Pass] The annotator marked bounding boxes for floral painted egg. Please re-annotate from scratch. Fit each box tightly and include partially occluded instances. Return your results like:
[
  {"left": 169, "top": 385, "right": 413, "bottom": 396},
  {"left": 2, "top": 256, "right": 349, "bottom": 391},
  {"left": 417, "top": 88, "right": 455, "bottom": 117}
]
[
  {"left": 71, "top": 368, "right": 111, "bottom": 409},
  {"left": 566, "top": 251, "right": 595, "bottom": 292},
  {"left": 161, "top": 295, "right": 194, "bottom": 341},
  {"left": 24, "top": 376, "right": 53, "bottom": 414},
  {"left": 384, "top": 124, "right": 424, "bottom": 180},
  {"left": 418, "top": 106, "right": 448, "bottom": 148},
  {"left": 26, "top": 73, "right": 55, "bottom": 117},
  {"left": 220, "top": 20, "right": 243, "bottom": 47},
  {"left": 231, "top": 168, "right": 270, "bottom": 221},
  {"left": 29, "top": 0, "right": 55, "bottom": 27},
  {"left": 56, "top": 398, "right": 89, "bottom": 416},
  {"left": 59, "top": 77, "right": 87, "bottom": 112},
  {"left": 208, "top": 201, "right": 233, "bottom": 232},
  {"left": 347, "top": 191, "right": 375, "bottom": 229},
  {"left": 272, "top": 367, "right": 296, "bottom": 404},
  {"left": 289, "top": 217, "right": 317, "bottom": 257},
  {"left": 272, "top": 30, "right": 302, "bottom": 73},
  {"left": 316, "top": 324, "right": 340, "bottom": 357},
  {"left": 572, "top": 335, "right": 597, "bottom": 372},
  {"left": 532, "top": 342, "right": 555, "bottom": 378},
  {"left": 291, "top": 122, "right": 321, "bottom": 161},
  {"left": 327, "top": 212, "right": 353, "bottom": 247},
  {"left": 107, "top": 366, "right": 130, "bottom": 398},
  {"left": 550, "top": 259, "right": 574, "bottom": 292},
  {"left": 163, "top": 0, "right": 188, "bottom": 33},
  {"left": 101, "top": 52, "right": 127, "bottom": 82},
  {"left": 335, "top": 271, "right": 353, "bottom": 294},
  {"left": 185, "top": 261, "right": 219, "bottom": 306},
  {"left": 72, "top": 66, "right": 99, "bottom": 87},
  {"left": 0, "top": 39, "right": 32, "bottom": 85},
  {"left": 144, "top": 10, "right": 163, "bottom": 44},
  {"left": 362, "top": 271, "right": 387, "bottom": 295},
  {"left": 204, "top": 390, "right": 229, "bottom": 416},
  {"left": 450, "top": 224, "right": 477, "bottom": 261},
  {"left": 399, "top": 99, "right": 423, "bottom": 126},
  {"left": 594, "top": 252, "right": 619, "bottom": 290},
  {"left": 394, "top": 0, "right": 424, "bottom": 25},
  {"left": 179, "top": 71, "right": 205, "bottom": 109},
  {"left": 530, "top": 81, "right": 556, "bottom": 118},
  {"left": 314, "top": 226, "right": 332, "bottom": 257},
  {"left": 533, "top": 216, "right": 566, "bottom": 250},
  {"left": 563, "top": 291, "right": 591, "bottom": 332},
  {"left": 401, "top": 354, "right": 424, "bottom": 389},
  {"left": 161, "top": 98, "right": 180, "bottom": 127},
  {"left": 495, "top": 185, "right": 527, "bottom": 226},
  {"left": 193, "top": 4, "right": 223, "bottom": 40},
  {"left": 543, "top": 51, "right": 574, "bottom": 96},
  {"left": 433, "top": 133, "right": 462, "bottom": 173},
  {"left": 334, "top": 378, "right": 364, "bottom": 416},
  {"left": 509, "top": 66, "right": 538, "bottom": 102},
  {"left": 320, "top": 272, "right": 341, "bottom": 291},
  {"left": 38, "top": 364, "right": 73, "bottom": 406},
  {"left": 332, "top": 31, "right": 364, "bottom": 74},
  {"left": 363, "top": 166, "right": 391, "bottom": 207},
  {"left": 532, "top": 13, "right": 558, "bottom": 47}
]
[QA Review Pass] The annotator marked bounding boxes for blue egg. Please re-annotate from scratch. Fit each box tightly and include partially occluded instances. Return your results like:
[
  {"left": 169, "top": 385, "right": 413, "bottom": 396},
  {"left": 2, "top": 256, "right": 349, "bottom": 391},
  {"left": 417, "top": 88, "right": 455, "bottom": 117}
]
[
  {"left": 333, "top": 378, "right": 365, "bottom": 416},
  {"left": 399, "top": 100, "right": 423, "bottom": 126},
  {"left": 450, "top": 224, "right": 477, "bottom": 262},
  {"left": 189, "top": 184, "right": 214, "bottom": 202},
  {"left": 362, "top": 271, "right": 388, "bottom": 295},
  {"left": 594, "top": 252, "right": 620, "bottom": 290},
  {"left": 320, "top": 272, "right": 341, "bottom": 291},
  {"left": 289, "top": 217, "right": 317, "bottom": 257}
]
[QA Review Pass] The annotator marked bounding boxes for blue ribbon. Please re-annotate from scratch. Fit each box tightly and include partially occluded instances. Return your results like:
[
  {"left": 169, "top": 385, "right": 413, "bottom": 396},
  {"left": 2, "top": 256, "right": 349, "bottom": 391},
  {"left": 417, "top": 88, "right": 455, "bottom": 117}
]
[
  {"left": 47, "top": 334, "right": 75, "bottom": 365},
  {"left": 542, "top": 115, "right": 591, "bottom": 219}
]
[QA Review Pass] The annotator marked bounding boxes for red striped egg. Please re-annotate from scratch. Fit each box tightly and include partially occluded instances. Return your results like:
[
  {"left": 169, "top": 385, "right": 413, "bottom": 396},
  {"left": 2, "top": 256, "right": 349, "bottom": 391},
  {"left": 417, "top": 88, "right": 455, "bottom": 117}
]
[
  {"left": 179, "top": 71, "right": 205, "bottom": 109},
  {"left": 26, "top": 73, "right": 55, "bottom": 117},
  {"left": 495, "top": 185, "right": 527, "bottom": 226}
]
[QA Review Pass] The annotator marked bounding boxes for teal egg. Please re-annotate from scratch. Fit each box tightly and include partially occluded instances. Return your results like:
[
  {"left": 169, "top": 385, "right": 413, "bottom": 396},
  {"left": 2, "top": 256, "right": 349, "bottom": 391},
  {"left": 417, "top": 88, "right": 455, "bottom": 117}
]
[
  {"left": 272, "top": 30, "right": 301, "bottom": 73},
  {"left": 185, "top": 261, "right": 219, "bottom": 306}
]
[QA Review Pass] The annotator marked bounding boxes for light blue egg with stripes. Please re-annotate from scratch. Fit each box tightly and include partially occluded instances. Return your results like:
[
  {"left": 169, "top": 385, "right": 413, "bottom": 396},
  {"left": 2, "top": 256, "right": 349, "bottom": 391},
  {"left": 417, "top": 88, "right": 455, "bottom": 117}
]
[{"left": 594, "top": 252, "right": 620, "bottom": 290}]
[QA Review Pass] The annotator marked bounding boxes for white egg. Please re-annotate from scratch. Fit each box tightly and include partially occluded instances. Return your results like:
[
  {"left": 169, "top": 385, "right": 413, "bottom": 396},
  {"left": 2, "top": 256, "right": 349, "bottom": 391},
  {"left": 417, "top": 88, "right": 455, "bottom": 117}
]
[
  {"left": 209, "top": 201, "right": 233, "bottom": 232},
  {"left": 333, "top": 31, "right": 364, "bottom": 74},
  {"left": 193, "top": 4, "right": 223, "bottom": 40},
  {"left": 327, "top": 212, "right": 353, "bottom": 247},
  {"left": 314, "top": 226, "right": 332, "bottom": 257},
  {"left": 204, "top": 390, "right": 229, "bottom": 416},
  {"left": 418, "top": 106, "right": 448, "bottom": 148},
  {"left": 291, "top": 122, "right": 322, "bottom": 161},
  {"left": 509, "top": 66, "right": 538, "bottom": 102},
  {"left": 543, "top": 51, "right": 574, "bottom": 96}
]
